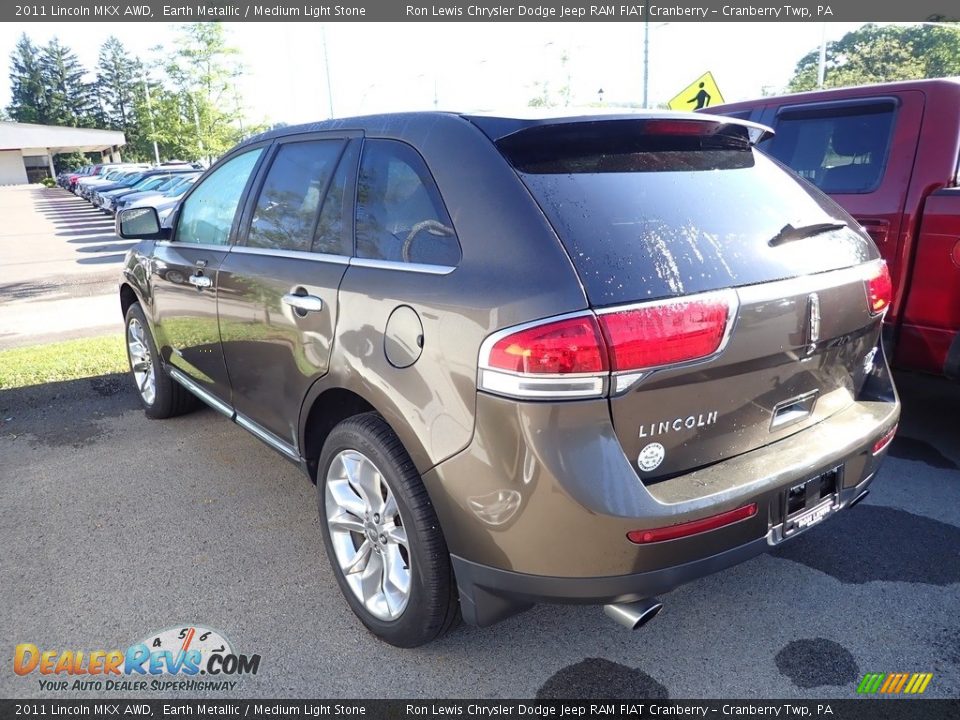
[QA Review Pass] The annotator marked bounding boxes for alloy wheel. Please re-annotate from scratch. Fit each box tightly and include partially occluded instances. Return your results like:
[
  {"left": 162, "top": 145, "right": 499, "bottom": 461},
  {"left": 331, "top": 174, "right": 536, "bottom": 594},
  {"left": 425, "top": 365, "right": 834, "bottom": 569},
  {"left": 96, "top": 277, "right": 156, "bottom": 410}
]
[
  {"left": 324, "top": 449, "right": 411, "bottom": 621},
  {"left": 127, "top": 318, "right": 156, "bottom": 405}
]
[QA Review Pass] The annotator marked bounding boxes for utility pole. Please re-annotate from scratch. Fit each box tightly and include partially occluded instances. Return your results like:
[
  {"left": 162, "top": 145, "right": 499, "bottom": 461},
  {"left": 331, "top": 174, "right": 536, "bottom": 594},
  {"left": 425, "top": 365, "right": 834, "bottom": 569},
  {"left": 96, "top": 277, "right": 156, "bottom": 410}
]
[
  {"left": 322, "top": 26, "right": 334, "bottom": 118},
  {"left": 817, "top": 23, "right": 827, "bottom": 88},
  {"left": 142, "top": 74, "right": 161, "bottom": 165},
  {"left": 643, "top": 20, "right": 650, "bottom": 109}
]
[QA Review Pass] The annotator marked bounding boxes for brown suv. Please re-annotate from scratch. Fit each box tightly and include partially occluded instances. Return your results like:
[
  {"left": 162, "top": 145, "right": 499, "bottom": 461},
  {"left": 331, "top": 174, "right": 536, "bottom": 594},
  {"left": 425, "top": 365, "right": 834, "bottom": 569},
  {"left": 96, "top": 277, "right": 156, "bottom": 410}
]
[{"left": 117, "top": 112, "right": 900, "bottom": 647}]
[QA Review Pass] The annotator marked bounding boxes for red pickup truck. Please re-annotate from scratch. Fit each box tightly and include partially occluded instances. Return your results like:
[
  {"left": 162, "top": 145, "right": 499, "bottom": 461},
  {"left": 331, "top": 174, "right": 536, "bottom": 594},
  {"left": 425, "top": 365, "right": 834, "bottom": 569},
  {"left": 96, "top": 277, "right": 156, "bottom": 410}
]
[{"left": 713, "top": 79, "right": 960, "bottom": 379}]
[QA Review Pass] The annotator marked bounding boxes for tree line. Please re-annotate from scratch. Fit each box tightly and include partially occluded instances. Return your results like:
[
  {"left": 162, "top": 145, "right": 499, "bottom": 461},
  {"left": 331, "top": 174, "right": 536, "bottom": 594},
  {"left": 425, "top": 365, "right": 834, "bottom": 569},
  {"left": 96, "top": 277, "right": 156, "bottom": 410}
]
[
  {"left": 788, "top": 22, "right": 960, "bottom": 92},
  {"left": 6, "top": 23, "right": 260, "bottom": 171}
]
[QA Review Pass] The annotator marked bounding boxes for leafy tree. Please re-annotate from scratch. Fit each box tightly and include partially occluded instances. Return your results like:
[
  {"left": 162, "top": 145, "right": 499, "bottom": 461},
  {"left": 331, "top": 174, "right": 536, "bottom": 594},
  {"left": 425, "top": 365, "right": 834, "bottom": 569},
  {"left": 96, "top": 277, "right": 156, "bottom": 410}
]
[
  {"left": 788, "top": 23, "right": 960, "bottom": 92},
  {"left": 52, "top": 150, "right": 94, "bottom": 174},
  {"left": 8, "top": 34, "right": 48, "bottom": 123},
  {"left": 154, "top": 22, "right": 247, "bottom": 162}
]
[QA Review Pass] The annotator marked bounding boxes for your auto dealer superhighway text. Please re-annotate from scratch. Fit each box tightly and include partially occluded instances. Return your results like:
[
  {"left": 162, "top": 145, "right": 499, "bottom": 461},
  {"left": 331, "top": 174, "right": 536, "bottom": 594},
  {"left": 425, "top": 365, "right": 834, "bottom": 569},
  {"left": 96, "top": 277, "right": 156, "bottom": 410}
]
[{"left": 405, "top": 5, "right": 823, "bottom": 18}]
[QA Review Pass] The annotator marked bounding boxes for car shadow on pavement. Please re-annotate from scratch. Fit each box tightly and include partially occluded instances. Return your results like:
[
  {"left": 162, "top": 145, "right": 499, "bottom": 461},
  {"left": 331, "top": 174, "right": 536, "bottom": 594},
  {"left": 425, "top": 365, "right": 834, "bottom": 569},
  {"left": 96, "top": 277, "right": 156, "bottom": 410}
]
[
  {"left": 0, "top": 373, "right": 138, "bottom": 449},
  {"left": 76, "top": 253, "right": 128, "bottom": 265}
]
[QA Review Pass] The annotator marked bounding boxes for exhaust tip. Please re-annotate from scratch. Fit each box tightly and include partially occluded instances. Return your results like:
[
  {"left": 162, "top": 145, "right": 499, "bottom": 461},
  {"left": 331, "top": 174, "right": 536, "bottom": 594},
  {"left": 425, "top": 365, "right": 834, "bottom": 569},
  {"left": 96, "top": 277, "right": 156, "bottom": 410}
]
[
  {"left": 603, "top": 598, "right": 663, "bottom": 630},
  {"left": 848, "top": 489, "right": 870, "bottom": 509}
]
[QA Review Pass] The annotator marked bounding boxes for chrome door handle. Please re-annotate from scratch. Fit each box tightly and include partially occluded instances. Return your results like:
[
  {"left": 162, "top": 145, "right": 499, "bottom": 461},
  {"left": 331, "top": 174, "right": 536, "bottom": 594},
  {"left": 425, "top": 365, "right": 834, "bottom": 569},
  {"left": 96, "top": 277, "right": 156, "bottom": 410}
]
[
  {"left": 188, "top": 274, "right": 212, "bottom": 289},
  {"left": 282, "top": 293, "right": 324, "bottom": 313}
]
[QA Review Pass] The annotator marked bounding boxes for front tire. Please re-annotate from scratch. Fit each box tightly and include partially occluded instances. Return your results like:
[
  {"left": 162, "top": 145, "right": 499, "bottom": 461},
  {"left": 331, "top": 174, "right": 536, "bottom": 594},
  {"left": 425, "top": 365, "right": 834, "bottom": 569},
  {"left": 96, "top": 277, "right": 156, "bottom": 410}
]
[
  {"left": 317, "top": 413, "right": 460, "bottom": 647},
  {"left": 124, "top": 302, "right": 197, "bottom": 419}
]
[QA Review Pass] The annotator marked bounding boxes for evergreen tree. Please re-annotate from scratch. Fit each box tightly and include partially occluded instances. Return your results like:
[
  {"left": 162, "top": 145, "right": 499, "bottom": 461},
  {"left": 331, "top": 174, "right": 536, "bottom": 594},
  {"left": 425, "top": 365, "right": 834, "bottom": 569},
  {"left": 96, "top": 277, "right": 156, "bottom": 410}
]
[
  {"left": 8, "top": 34, "right": 48, "bottom": 123},
  {"left": 41, "top": 38, "right": 94, "bottom": 126}
]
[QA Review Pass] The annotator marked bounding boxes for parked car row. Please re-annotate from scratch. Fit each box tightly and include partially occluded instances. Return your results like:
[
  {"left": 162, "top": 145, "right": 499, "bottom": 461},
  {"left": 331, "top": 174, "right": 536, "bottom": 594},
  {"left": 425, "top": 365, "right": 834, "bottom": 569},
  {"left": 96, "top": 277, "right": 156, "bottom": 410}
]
[{"left": 57, "top": 160, "right": 204, "bottom": 222}]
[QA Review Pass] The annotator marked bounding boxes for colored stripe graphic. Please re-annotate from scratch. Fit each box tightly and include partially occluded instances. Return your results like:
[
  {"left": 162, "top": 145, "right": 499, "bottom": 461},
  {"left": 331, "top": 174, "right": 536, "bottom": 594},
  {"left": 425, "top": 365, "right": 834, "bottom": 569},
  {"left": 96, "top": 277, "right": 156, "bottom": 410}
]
[{"left": 857, "top": 672, "right": 933, "bottom": 694}]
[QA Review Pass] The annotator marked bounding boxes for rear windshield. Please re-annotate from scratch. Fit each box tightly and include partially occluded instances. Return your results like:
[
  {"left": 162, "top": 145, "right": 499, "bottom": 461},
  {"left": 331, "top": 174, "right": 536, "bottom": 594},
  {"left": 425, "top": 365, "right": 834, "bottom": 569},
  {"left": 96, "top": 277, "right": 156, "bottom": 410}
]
[{"left": 501, "top": 122, "right": 875, "bottom": 306}]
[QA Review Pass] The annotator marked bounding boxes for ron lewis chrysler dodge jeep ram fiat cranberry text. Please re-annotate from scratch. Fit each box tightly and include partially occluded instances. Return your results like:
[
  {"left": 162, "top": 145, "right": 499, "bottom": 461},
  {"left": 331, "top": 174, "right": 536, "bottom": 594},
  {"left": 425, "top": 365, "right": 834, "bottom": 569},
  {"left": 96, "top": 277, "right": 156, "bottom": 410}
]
[{"left": 116, "top": 112, "right": 900, "bottom": 647}]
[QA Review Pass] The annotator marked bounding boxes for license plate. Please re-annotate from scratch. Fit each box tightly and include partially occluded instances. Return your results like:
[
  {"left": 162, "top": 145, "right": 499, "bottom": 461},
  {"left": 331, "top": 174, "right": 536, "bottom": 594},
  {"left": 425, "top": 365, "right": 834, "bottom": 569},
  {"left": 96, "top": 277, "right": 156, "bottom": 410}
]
[
  {"left": 781, "top": 466, "right": 842, "bottom": 538},
  {"left": 793, "top": 500, "right": 834, "bottom": 531}
]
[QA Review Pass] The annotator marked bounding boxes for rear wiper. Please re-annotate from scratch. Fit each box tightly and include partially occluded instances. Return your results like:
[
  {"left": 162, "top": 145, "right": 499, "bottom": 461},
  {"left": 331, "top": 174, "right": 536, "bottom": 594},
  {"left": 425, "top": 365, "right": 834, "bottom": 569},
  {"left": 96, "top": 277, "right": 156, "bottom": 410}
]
[{"left": 768, "top": 221, "right": 847, "bottom": 246}]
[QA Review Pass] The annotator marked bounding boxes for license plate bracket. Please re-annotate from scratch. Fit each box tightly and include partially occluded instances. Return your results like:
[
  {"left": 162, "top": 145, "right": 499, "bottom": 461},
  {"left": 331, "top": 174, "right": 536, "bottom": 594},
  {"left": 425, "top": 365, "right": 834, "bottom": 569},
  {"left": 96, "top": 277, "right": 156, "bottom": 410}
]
[{"left": 781, "top": 465, "right": 842, "bottom": 538}]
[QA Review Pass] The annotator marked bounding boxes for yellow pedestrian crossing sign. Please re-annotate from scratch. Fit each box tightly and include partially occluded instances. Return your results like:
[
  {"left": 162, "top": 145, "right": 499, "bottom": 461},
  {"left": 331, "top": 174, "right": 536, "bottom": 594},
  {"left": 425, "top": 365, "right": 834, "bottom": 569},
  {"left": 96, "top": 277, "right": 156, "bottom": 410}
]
[{"left": 668, "top": 72, "right": 724, "bottom": 111}]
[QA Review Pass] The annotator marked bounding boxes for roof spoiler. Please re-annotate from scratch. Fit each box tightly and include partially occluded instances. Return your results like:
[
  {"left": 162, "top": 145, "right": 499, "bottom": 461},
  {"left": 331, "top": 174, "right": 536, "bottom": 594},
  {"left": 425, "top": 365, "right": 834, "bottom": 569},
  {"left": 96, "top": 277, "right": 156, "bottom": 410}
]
[{"left": 465, "top": 112, "right": 774, "bottom": 146}]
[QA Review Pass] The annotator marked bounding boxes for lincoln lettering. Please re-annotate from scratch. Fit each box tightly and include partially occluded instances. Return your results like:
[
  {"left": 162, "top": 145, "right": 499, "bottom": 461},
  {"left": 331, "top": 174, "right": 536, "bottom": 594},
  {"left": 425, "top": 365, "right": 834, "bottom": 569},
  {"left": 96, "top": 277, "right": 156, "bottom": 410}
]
[{"left": 639, "top": 411, "right": 719, "bottom": 438}]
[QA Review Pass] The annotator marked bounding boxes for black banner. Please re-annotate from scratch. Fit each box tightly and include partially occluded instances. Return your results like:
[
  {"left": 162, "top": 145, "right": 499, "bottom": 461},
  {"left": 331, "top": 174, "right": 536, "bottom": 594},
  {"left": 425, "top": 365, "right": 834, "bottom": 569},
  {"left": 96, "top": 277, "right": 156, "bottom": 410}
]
[
  {"left": 2, "top": 700, "right": 960, "bottom": 719},
  {"left": 4, "top": 0, "right": 959, "bottom": 22}
]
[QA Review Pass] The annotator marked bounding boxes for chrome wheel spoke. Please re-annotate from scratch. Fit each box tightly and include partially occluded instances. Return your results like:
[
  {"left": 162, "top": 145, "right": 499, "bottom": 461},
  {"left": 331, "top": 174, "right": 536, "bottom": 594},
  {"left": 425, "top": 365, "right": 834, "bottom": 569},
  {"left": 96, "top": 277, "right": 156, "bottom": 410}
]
[
  {"left": 383, "top": 543, "right": 410, "bottom": 597},
  {"left": 326, "top": 475, "right": 366, "bottom": 518},
  {"left": 328, "top": 509, "right": 365, "bottom": 535},
  {"left": 342, "top": 540, "right": 372, "bottom": 575},
  {"left": 384, "top": 521, "right": 407, "bottom": 547},
  {"left": 353, "top": 460, "right": 386, "bottom": 515},
  {"left": 359, "top": 549, "right": 385, "bottom": 604}
]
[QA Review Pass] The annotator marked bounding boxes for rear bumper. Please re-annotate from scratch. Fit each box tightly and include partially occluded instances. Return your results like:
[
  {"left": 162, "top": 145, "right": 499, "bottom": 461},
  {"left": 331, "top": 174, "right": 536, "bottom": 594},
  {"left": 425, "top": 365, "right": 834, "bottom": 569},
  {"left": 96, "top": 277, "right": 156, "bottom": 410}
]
[
  {"left": 427, "top": 348, "right": 899, "bottom": 627},
  {"left": 451, "top": 472, "right": 876, "bottom": 626}
]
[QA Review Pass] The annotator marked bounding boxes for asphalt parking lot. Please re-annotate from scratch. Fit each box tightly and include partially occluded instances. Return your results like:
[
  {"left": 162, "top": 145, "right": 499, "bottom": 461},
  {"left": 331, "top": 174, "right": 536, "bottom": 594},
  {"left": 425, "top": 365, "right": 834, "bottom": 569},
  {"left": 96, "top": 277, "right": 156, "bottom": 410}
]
[
  {"left": 0, "top": 187, "right": 128, "bottom": 349},
  {"left": 0, "top": 368, "right": 958, "bottom": 700},
  {"left": 1, "top": 187, "right": 958, "bottom": 700}
]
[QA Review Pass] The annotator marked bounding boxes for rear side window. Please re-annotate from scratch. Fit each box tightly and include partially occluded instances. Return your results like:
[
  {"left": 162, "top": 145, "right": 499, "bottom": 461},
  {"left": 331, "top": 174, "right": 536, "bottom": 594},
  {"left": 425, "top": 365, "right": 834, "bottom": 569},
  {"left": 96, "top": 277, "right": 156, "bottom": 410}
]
[
  {"left": 355, "top": 139, "right": 460, "bottom": 267},
  {"left": 246, "top": 140, "right": 344, "bottom": 253},
  {"left": 502, "top": 120, "right": 873, "bottom": 306},
  {"left": 765, "top": 104, "right": 895, "bottom": 194},
  {"left": 313, "top": 141, "right": 357, "bottom": 256}
]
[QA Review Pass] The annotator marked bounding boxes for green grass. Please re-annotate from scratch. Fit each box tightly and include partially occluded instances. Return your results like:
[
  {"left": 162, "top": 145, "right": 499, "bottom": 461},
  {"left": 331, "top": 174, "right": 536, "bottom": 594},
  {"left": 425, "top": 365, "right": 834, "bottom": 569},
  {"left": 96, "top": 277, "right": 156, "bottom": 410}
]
[{"left": 0, "top": 334, "right": 127, "bottom": 389}]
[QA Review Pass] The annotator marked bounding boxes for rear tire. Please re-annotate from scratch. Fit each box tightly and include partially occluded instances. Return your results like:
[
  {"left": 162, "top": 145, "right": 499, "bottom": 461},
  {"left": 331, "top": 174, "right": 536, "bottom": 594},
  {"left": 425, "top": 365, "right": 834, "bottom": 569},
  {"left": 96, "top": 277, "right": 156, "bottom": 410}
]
[
  {"left": 317, "top": 413, "right": 460, "bottom": 647},
  {"left": 124, "top": 302, "right": 197, "bottom": 419}
]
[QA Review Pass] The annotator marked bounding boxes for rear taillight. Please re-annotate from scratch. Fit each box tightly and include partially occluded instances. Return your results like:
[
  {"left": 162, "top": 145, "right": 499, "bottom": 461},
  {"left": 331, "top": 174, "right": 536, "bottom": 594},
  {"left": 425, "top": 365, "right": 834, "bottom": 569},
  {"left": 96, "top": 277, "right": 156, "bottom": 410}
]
[
  {"left": 479, "top": 291, "right": 735, "bottom": 400},
  {"left": 486, "top": 315, "right": 607, "bottom": 375},
  {"left": 627, "top": 503, "right": 757, "bottom": 544},
  {"left": 598, "top": 295, "right": 732, "bottom": 371},
  {"left": 872, "top": 423, "right": 898, "bottom": 455},
  {"left": 865, "top": 261, "right": 892, "bottom": 315}
]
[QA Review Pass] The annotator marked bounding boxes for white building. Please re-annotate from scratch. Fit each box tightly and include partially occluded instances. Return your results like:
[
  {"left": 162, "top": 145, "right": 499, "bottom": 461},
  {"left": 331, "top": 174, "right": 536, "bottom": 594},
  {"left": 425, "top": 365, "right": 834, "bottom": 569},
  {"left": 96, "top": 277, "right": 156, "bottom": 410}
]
[{"left": 0, "top": 122, "right": 126, "bottom": 184}]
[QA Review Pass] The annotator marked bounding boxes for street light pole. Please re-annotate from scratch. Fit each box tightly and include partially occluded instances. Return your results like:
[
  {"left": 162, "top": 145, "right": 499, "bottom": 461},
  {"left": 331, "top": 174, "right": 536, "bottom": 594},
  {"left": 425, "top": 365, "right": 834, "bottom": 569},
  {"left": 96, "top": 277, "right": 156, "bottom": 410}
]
[
  {"left": 817, "top": 23, "right": 827, "bottom": 88},
  {"left": 142, "top": 73, "right": 161, "bottom": 165},
  {"left": 321, "top": 25, "right": 335, "bottom": 118},
  {"left": 643, "top": 20, "right": 650, "bottom": 109}
]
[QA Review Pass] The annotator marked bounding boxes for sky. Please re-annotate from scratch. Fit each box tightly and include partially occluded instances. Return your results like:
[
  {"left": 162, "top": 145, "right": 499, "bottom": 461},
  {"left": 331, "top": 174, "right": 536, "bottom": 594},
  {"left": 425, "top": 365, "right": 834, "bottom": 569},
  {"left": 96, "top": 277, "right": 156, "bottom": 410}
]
[{"left": 0, "top": 21, "right": 872, "bottom": 124}]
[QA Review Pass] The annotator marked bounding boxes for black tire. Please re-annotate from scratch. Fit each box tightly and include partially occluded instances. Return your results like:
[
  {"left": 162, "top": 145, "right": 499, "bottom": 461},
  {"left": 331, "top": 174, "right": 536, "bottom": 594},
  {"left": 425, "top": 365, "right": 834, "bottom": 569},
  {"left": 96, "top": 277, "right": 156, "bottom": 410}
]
[
  {"left": 317, "top": 412, "right": 460, "bottom": 647},
  {"left": 124, "top": 302, "right": 198, "bottom": 419}
]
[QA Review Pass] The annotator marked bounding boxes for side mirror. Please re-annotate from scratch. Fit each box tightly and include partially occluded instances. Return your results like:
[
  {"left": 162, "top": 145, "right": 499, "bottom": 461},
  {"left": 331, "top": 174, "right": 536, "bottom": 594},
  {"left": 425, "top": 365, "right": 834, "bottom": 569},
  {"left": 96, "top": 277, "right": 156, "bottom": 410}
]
[{"left": 117, "top": 207, "right": 171, "bottom": 240}]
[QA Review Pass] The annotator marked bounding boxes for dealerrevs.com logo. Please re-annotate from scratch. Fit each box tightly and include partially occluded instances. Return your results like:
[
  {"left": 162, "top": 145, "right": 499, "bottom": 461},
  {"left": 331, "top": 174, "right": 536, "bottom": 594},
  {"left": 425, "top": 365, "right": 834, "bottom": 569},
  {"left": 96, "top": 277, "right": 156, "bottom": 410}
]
[{"left": 13, "top": 625, "right": 261, "bottom": 692}]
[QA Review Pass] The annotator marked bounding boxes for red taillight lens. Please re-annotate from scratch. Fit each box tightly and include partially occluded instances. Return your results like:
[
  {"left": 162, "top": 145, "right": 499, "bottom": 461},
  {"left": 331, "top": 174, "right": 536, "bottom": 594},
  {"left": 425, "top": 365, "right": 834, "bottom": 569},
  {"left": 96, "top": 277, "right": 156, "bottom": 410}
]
[
  {"left": 627, "top": 503, "right": 757, "bottom": 544},
  {"left": 872, "top": 423, "right": 898, "bottom": 455},
  {"left": 865, "top": 262, "right": 892, "bottom": 315},
  {"left": 598, "top": 297, "right": 730, "bottom": 371},
  {"left": 486, "top": 315, "right": 608, "bottom": 375}
]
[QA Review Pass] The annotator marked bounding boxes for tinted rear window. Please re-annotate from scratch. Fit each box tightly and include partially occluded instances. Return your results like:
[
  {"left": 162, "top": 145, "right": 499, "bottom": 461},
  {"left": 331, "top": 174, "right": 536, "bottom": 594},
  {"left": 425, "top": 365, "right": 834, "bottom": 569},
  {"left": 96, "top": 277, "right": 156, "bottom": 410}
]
[
  {"left": 765, "top": 104, "right": 895, "bottom": 193},
  {"left": 501, "top": 122, "right": 874, "bottom": 306}
]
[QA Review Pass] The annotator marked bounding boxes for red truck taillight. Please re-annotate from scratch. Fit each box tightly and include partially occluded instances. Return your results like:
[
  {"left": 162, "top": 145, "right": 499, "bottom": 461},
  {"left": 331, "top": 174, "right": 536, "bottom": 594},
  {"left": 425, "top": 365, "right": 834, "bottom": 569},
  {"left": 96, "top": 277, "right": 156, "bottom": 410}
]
[{"left": 478, "top": 291, "right": 736, "bottom": 400}]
